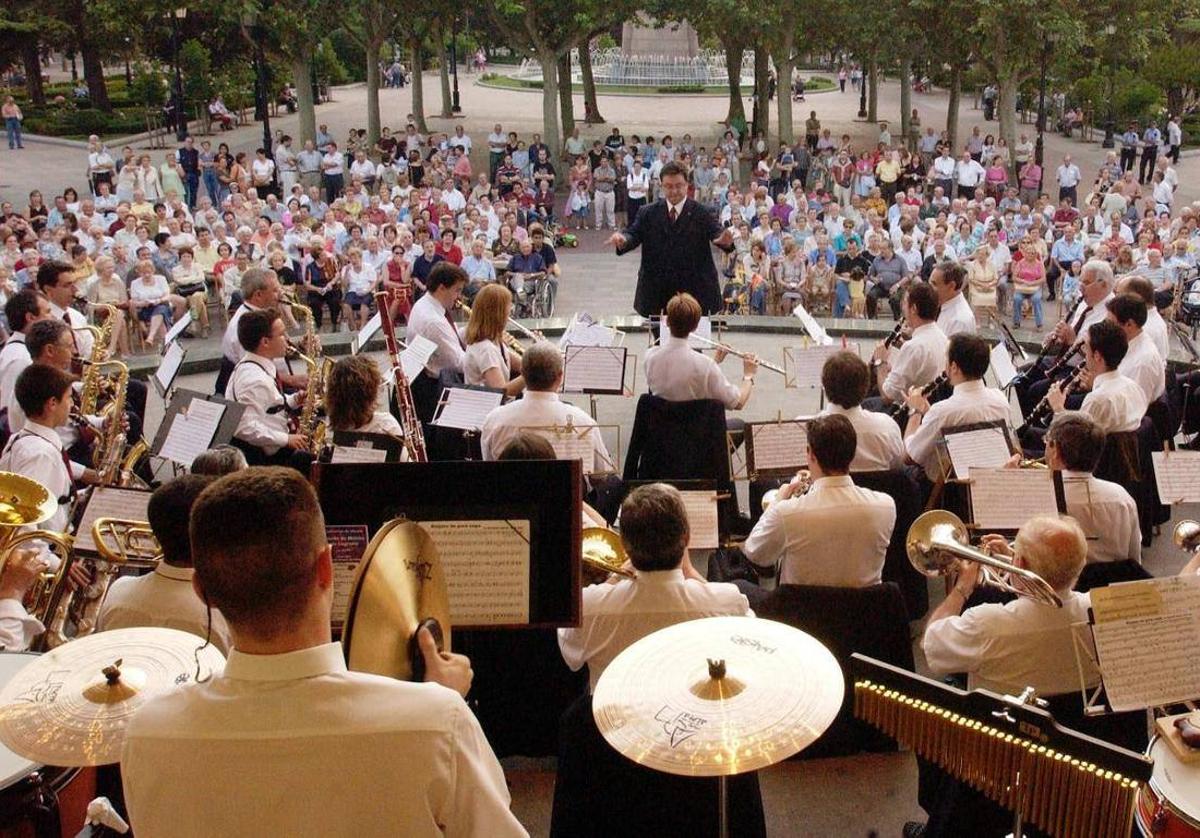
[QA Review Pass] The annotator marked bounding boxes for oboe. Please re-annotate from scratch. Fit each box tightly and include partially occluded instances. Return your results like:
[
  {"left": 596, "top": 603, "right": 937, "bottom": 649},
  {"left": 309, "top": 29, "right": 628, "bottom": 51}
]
[{"left": 888, "top": 371, "right": 949, "bottom": 422}]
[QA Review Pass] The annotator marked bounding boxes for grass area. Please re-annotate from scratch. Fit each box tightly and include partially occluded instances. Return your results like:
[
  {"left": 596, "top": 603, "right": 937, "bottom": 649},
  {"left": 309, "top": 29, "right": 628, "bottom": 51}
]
[{"left": 479, "top": 73, "right": 835, "bottom": 96}]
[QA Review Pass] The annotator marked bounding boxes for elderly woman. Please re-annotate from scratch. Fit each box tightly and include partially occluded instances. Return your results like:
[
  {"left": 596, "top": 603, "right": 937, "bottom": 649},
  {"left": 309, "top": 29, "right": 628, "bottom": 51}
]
[
  {"left": 171, "top": 247, "right": 211, "bottom": 337},
  {"left": 966, "top": 244, "right": 999, "bottom": 322},
  {"left": 87, "top": 256, "right": 131, "bottom": 355},
  {"left": 129, "top": 258, "right": 174, "bottom": 347},
  {"left": 136, "top": 155, "right": 162, "bottom": 202},
  {"left": 1011, "top": 238, "right": 1047, "bottom": 330}
]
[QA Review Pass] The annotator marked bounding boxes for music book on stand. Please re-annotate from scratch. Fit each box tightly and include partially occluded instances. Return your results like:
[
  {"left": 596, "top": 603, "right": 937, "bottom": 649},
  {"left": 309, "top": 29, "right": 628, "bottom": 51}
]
[
  {"left": 744, "top": 419, "right": 809, "bottom": 479},
  {"left": 72, "top": 486, "right": 153, "bottom": 555},
  {"left": 966, "top": 467, "right": 1064, "bottom": 533},
  {"left": 329, "top": 430, "right": 405, "bottom": 464},
  {"left": 561, "top": 345, "right": 628, "bottom": 395},
  {"left": 150, "top": 389, "right": 244, "bottom": 467},
  {"left": 152, "top": 341, "right": 186, "bottom": 398}
]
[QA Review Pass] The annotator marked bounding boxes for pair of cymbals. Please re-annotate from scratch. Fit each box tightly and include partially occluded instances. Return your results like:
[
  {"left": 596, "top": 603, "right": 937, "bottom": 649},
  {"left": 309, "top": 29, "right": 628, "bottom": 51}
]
[
  {"left": 0, "top": 627, "right": 226, "bottom": 767},
  {"left": 593, "top": 616, "right": 844, "bottom": 777}
]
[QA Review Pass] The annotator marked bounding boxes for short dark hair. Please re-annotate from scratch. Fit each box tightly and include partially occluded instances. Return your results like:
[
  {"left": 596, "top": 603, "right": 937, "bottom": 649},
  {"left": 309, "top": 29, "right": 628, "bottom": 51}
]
[
  {"left": 236, "top": 307, "right": 280, "bottom": 353},
  {"left": 1046, "top": 412, "right": 1106, "bottom": 472},
  {"left": 35, "top": 261, "right": 74, "bottom": 292},
  {"left": 947, "top": 334, "right": 990, "bottom": 380},
  {"left": 1108, "top": 293, "right": 1147, "bottom": 329},
  {"left": 425, "top": 261, "right": 468, "bottom": 293},
  {"left": 807, "top": 414, "right": 856, "bottom": 474},
  {"left": 190, "top": 467, "right": 326, "bottom": 636},
  {"left": 1087, "top": 320, "right": 1128, "bottom": 369},
  {"left": 25, "top": 318, "right": 69, "bottom": 360},
  {"left": 939, "top": 262, "right": 967, "bottom": 292},
  {"left": 906, "top": 282, "right": 940, "bottom": 321},
  {"left": 665, "top": 292, "right": 702, "bottom": 339},
  {"left": 1119, "top": 275, "right": 1155, "bottom": 306},
  {"left": 14, "top": 363, "right": 73, "bottom": 418},
  {"left": 659, "top": 161, "right": 687, "bottom": 180},
  {"left": 326, "top": 355, "right": 380, "bottom": 430},
  {"left": 5, "top": 290, "right": 45, "bottom": 333},
  {"left": 497, "top": 432, "right": 557, "bottom": 461},
  {"left": 821, "top": 351, "right": 869, "bottom": 408},
  {"left": 619, "top": 483, "right": 689, "bottom": 571},
  {"left": 149, "top": 474, "right": 216, "bottom": 567}
]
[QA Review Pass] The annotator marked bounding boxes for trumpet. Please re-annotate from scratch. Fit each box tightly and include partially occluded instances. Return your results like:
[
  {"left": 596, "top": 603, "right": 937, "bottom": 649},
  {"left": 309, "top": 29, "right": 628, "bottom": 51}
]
[
  {"left": 1174, "top": 520, "right": 1200, "bottom": 553},
  {"left": 688, "top": 333, "right": 786, "bottom": 376},
  {"left": 760, "top": 469, "right": 812, "bottom": 511},
  {"left": 581, "top": 526, "right": 635, "bottom": 585},
  {"left": 905, "top": 510, "right": 1062, "bottom": 607}
]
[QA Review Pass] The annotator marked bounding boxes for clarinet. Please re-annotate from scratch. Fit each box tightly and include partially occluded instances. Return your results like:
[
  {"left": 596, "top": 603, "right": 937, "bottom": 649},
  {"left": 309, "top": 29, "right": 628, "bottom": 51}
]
[
  {"left": 871, "top": 321, "right": 908, "bottom": 368},
  {"left": 1042, "top": 339, "right": 1084, "bottom": 378},
  {"left": 1018, "top": 364, "right": 1085, "bottom": 433},
  {"left": 888, "top": 371, "right": 949, "bottom": 422}
]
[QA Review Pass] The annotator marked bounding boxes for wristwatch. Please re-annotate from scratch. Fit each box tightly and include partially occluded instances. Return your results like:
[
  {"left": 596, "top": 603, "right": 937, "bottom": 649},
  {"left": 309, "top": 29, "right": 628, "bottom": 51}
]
[{"left": 743, "top": 375, "right": 755, "bottom": 383}]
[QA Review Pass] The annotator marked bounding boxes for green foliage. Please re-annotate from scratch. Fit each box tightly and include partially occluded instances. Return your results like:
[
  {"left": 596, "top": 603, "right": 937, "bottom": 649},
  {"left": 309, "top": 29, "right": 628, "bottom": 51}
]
[
  {"left": 129, "top": 62, "right": 167, "bottom": 109},
  {"left": 178, "top": 38, "right": 214, "bottom": 108},
  {"left": 217, "top": 62, "right": 256, "bottom": 112},
  {"left": 22, "top": 106, "right": 146, "bottom": 138},
  {"left": 328, "top": 29, "right": 367, "bottom": 83},
  {"left": 657, "top": 84, "right": 705, "bottom": 93},
  {"left": 313, "top": 39, "right": 350, "bottom": 84},
  {"left": 1072, "top": 70, "right": 1163, "bottom": 124}
]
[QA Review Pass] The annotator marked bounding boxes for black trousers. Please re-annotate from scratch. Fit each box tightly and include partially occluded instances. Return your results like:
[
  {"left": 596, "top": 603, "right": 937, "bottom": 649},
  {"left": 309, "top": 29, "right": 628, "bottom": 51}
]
[
  {"left": 1139, "top": 147, "right": 1157, "bottom": 183},
  {"left": 865, "top": 284, "right": 902, "bottom": 319},
  {"left": 307, "top": 290, "right": 342, "bottom": 329}
]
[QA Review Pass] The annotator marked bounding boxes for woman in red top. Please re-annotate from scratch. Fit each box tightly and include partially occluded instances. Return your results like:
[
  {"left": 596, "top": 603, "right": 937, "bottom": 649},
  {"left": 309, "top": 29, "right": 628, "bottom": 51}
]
[
  {"left": 434, "top": 228, "right": 463, "bottom": 264},
  {"left": 382, "top": 244, "right": 413, "bottom": 323}
]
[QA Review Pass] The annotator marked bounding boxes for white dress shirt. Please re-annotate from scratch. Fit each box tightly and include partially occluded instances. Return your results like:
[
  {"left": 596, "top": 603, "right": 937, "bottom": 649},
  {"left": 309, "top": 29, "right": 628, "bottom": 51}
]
[
  {"left": 1117, "top": 331, "right": 1165, "bottom": 403},
  {"left": 882, "top": 322, "right": 949, "bottom": 403},
  {"left": 905, "top": 379, "right": 1012, "bottom": 477},
  {"left": 0, "top": 421, "right": 72, "bottom": 533},
  {"left": 1081, "top": 370, "right": 1148, "bottom": 433},
  {"left": 1144, "top": 307, "right": 1169, "bottom": 360},
  {"left": 221, "top": 303, "right": 295, "bottom": 378},
  {"left": 644, "top": 334, "right": 741, "bottom": 408},
  {"left": 121, "top": 642, "right": 525, "bottom": 838},
  {"left": 1061, "top": 470, "right": 1140, "bottom": 564},
  {"left": 0, "top": 333, "right": 30, "bottom": 419},
  {"left": 818, "top": 404, "right": 905, "bottom": 472},
  {"left": 408, "top": 294, "right": 465, "bottom": 377},
  {"left": 742, "top": 475, "right": 895, "bottom": 587},
  {"left": 481, "top": 391, "right": 610, "bottom": 470},
  {"left": 48, "top": 300, "right": 95, "bottom": 362},
  {"left": 558, "top": 569, "right": 752, "bottom": 691},
  {"left": 464, "top": 339, "right": 508, "bottom": 388},
  {"left": 936, "top": 292, "right": 977, "bottom": 338},
  {"left": 0, "top": 598, "right": 40, "bottom": 651},
  {"left": 225, "top": 352, "right": 298, "bottom": 455},
  {"left": 924, "top": 592, "right": 1100, "bottom": 695},
  {"left": 97, "top": 563, "right": 233, "bottom": 653}
]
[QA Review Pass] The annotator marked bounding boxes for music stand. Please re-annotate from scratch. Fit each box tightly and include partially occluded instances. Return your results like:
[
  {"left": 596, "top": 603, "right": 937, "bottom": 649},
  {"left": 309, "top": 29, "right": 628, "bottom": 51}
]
[
  {"left": 962, "top": 466, "right": 1067, "bottom": 537},
  {"left": 150, "top": 389, "right": 244, "bottom": 468},
  {"left": 625, "top": 478, "right": 724, "bottom": 548},
  {"left": 151, "top": 341, "right": 187, "bottom": 400},
  {"left": 517, "top": 420, "right": 621, "bottom": 476},
  {"left": 934, "top": 420, "right": 1018, "bottom": 483},
  {"left": 329, "top": 430, "right": 405, "bottom": 463},
  {"left": 782, "top": 343, "right": 857, "bottom": 393},
  {"left": 742, "top": 418, "right": 809, "bottom": 481},
  {"left": 72, "top": 486, "right": 153, "bottom": 556}
]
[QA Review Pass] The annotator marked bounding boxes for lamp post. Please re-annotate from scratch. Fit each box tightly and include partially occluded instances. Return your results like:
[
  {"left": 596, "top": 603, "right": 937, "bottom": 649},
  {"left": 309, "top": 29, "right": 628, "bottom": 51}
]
[
  {"left": 450, "top": 16, "right": 461, "bottom": 113},
  {"left": 1101, "top": 23, "right": 1117, "bottom": 149},
  {"left": 170, "top": 7, "right": 188, "bottom": 141},
  {"left": 241, "top": 7, "right": 276, "bottom": 192},
  {"left": 124, "top": 37, "right": 132, "bottom": 87},
  {"left": 1034, "top": 31, "right": 1059, "bottom": 193},
  {"left": 858, "top": 60, "right": 867, "bottom": 118}
]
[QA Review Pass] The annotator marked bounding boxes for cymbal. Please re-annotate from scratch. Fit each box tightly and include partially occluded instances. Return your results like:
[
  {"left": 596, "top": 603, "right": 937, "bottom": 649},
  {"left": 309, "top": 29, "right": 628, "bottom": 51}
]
[
  {"left": 592, "top": 616, "right": 843, "bottom": 777},
  {"left": 0, "top": 627, "right": 226, "bottom": 767}
]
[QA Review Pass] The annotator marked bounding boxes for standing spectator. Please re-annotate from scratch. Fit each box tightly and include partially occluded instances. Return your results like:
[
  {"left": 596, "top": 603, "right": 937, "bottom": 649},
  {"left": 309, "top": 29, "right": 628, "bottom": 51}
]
[
  {"left": 1139, "top": 121, "right": 1161, "bottom": 184},
  {"left": 297, "top": 139, "right": 323, "bottom": 192},
  {"left": 1018, "top": 156, "right": 1042, "bottom": 206},
  {"left": 177, "top": 136, "right": 201, "bottom": 209},
  {"left": 804, "top": 111, "right": 820, "bottom": 153},
  {"left": 955, "top": 151, "right": 985, "bottom": 200},
  {"left": 87, "top": 136, "right": 117, "bottom": 195},
  {"left": 1167, "top": 114, "right": 1182, "bottom": 164},
  {"left": 321, "top": 143, "right": 344, "bottom": 204},
  {"left": 276, "top": 135, "right": 298, "bottom": 197},
  {"left": 2, "top": 96, "right": 22, "bottom": 150},
  {"left": 1055, "top": 154, "right": 1081, "bottom": 207},
  {"left": 592, "top": 155, "right": 616, "bottom": 230},
  {"left": 625, "top": 159, "right": 650, "bottom": 222},
  {"left": 487, "top": 124, "right": 506, "bottom": 181},
  {"left": 199, "top": 140, "right": 220, "bottom": 204}
]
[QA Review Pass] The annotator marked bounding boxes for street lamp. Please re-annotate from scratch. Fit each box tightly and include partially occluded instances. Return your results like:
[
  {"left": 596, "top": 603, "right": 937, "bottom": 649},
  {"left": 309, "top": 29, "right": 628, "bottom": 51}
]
[
  {"left": 123, "top": 37, "right": 132, "bottom": 87},
  {"left": 1101, "top": 23, "right": 1117, "bottom": 149},
  {"left": 241, "top": 6, "right": 276, "bottom": 191},
  {"left": 449, "top": 16, "right": 461, "bottom": 113},
  {"left": 858, "top": 59, "right": 867, "bottom": 118},
  {"left": 1034, "top": 30, "right": 1059, "bottom": 192},
  {"left": 170, "top": 7, "right": 188, "bottom": 141}
]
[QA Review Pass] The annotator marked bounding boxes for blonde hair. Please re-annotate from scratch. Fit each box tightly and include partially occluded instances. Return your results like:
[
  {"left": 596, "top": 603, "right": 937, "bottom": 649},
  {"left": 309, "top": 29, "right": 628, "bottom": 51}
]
[{"left": 465, "top": 284, "right": 512, "bottom": 345}]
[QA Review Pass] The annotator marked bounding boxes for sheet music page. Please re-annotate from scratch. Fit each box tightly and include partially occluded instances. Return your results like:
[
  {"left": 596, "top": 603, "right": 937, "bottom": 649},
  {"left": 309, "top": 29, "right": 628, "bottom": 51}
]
[
  {"left": 352, "top": 310, "right": 382, "bottom": 354},
  {"left": 559, "top": 311, "right": 618, "bottom": 348},
  {"left": 749, "top": 422, "right": 808, "bottom": 473},
  {"left": 686, "top": 316, "right": 713, "bottom": 350},
  {"left": 786, "top": 344, "right": 858, "bottom": 388},
  {"left": 1151, "top": 451, "right": 1200, "bottom": 503},
  {"left": 792, "top": 304, "right": 833, "bottom": 345},
  {"left": 73, "top": 487, "right": 152, "bottom": 554},
  {"left": 420, "top": 519, "right": 531, "bottom": 625},
  {"left": 433, "top": 388, "right": 503, "bottom": 430},
  {"left": 400, "top": 334, "right": 438, "bottom": 383},
  {"left": 1089, "top": 575, "right": 1200, "bottom": 711},
  {"left": 561, "top": 346, "right": 626, "bottom": 393},
  {"left": 968, "top": 468, "right": 1057, "bottom": 530},
  {"left": 524, "top": 427, "right": 600, "bottom": 474},
  {"left": 330, "top": 444, "right": 389, "bottom": 464},
  {"left": 680, "top": 490, "right": 720, "bottom": 550},
  {"left": 162, "top": 311, "right": 193, "bottom": 348},
  {"left": 159, "top": 397, "right": 225, "bottom": 465},
  {"left": 990, "top": 341, "right": 1018, "bottom": 388},
  {"left": 326, "top": 524, "right": 370, "bottom": 628},
  {"left": 944, "top": 426, "right": 1012, "bottom": 478},
  {"left": 154, "top": 341, "right": 186, "bottom": 394}
]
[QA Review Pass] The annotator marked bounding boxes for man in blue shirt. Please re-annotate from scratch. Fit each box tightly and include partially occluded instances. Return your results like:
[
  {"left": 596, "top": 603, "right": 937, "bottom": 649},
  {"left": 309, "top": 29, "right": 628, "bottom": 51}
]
[
  {"left": 1119, "top": 124, "right": 1140, "bottom": 173},
  {"left": 1049, "top": 228, "right": 1084, "bottom": 299},
  {"left": 1140, "top": 124, "right": 1161, "bottom": 184}
]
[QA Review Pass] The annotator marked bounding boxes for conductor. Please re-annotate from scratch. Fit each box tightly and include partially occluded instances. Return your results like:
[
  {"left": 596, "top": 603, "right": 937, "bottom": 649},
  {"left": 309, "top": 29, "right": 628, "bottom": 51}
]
[{"left": 608, "top": 160, "right": 735, "bottom": 316}]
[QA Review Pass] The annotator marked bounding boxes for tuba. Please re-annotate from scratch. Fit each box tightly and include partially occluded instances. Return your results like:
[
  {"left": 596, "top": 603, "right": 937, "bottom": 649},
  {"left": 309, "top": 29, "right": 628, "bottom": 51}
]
[
  {"left": 0, "top": 473, "right": 76, "bottom": 635},
  {"left": 905, "top": 510, "right": 1062, "bottom": 607}
]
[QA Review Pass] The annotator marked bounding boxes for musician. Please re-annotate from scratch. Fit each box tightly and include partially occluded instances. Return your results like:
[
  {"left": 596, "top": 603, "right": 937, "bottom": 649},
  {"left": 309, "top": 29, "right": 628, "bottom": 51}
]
[
  {"left": 644, "top": 292, "right": 758, "bottom": 408},
  {"left": 558, "top": 482, "right": 752, "bottom": 691},
  {"left": 406, "top": 262, "right": 468, "bottom": 422},
  {"left": 930, "top": 263, "right": 976, "bottom": 338},
  {"left": 0, "top": 290, "right": 51, "bottom": 433},
  {"left": 868, "top": 283, "right": 948, "bottom": 409},
  {"left": 1106, "top": 292, "right": 1165, "bottom": 404},
  {"left": 816, "top": 351, "right": 904, "bottom": 471},
  {"left": 122, "top": 467, "right": 525, "bottom": 836},
  {"left": 36, "top": 260, "right": 94, "bottom": 362},
  {"left": 189, "top": 444, "right": 247, "bottom": 475},
  {"left": 480, "top": 342, "right": 610, "bottom": 471},
  {"left": 96, "top": 474, "right": 233, "bottom": 653},
  {"left": 224, "top": 308, "right": 312, "bottom": 469},
  {"left": 22, "top": 319, "right": 104, "bottom": 468},
  {"left": 1115, "top": 275, "right": 1168, "bottom": 360},
  {"left": 0, "top": 546, "right": 47, "bottom": 651},
  {"left": 214, "top": 267, "right": 298, "bottom": 395},
  {"left": 903, "top": 334, "right": 1011, "bottom": 478},
  {"left": 464, "top": 284, "right": 525, "bottom": 397},
  {"left": 325, "top": 355, "right": 407, "bottom": 447},
  {"left": 742, "top": 415, "right": 895, "bottom": 597},
  {"left": 1047, "top": 321, "right": 1147, "bottom": 434}
]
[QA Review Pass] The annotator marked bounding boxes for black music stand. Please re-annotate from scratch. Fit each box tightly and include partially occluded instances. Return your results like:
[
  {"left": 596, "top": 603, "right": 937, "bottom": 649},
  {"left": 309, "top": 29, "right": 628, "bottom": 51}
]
[
  {"left": 149, "top": 389, "right": 244, "bottom": 469},
  {"left": 328, "top": 431, "right": 405, "bottom": 463}
]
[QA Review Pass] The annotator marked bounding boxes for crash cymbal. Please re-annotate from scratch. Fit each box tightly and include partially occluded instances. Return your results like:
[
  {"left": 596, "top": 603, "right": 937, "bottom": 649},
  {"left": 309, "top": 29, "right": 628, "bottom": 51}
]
[
  {"left": 0, "top": 627, "right": 225, "bottom": 767},
  {"left": 592, "top": 616, "right": 843, "bottom": 777}
]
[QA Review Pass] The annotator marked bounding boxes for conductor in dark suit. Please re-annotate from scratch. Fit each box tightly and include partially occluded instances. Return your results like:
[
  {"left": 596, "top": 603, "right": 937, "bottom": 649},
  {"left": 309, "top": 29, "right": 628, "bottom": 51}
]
[{"left": 608, "top": 161, "right": 735, "bottom": 317}]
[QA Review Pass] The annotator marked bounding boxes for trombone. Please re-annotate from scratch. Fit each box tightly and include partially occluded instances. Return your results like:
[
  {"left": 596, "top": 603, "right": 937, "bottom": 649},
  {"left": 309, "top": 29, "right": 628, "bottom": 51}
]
[
  {"left": 905, "top": 510, "right": 1063, "bottom": 608},
  {"left": 688, "top": 333, "right": 787, "bottom": 376}
]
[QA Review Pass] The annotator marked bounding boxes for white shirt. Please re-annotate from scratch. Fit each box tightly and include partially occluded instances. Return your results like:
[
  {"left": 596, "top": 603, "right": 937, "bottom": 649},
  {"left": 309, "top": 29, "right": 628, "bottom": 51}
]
[
  {"left": 0, "top": 421, "right": 72, "bottom": 533},
  {"left": 0, "top": 333, "right": 30, "bottom": 420},
  {"left": 644, "top": 334, "right": 741, "bottom": 408},
  {"left": 558, "top": 569, "right": 752, "bottom": 692},
  {"left": 1056, "top": 163, "right": 1081, "bottom": 187},
  {"left": 464, "top": 339, "right": 509, "bottom": 388},
  {"left": 1061, "top": 470, "right": 1140, "bottom": 564},
  {"left": 349, "top": 159, "right": 376, "bottom": 182},
  {"left": 818, "top": 404, "right": 905, "bottom": 472},
  {"left": 1145, "top": 307, "right": 1169, "bottom": 360},
  {"left": 342, "top": 263, "right": 377, "bottom": 295},
  {"left": 955, "top": 159, "right": 985, "bottom": 187},
  {"left": 1081, "top": 370, "right": 1148, "bottom": 433},
  {"left": 1117, "top": 331, "right": 1165, "bottom": 403},
  {"left": 98, "top": 563, "right": 233, "bottom": 654},
  {"left": 121, "top": 642, "right": 525, "bottom": 838},
  {"left": 936, "top": 292, "right": 977, "bottom": 338},
  {"left": 49, "top": 300, "right": 95, "bottom": 362},
  {"left": 321, "top": 151, "right": 343, "bottom": 176},
  {"left": 742, "top": 475, "right": 895, "bottom": 587},
  {"left": 481, "top": 391, "right": 610, "bottom": 471},
  {"left": 905, "top": 379, "right": 1012, "bottom": 477},
  {"left": 0, "top": 598, "right": 40, "bottom": 651},
  {"left": 407, "top": 294, "right": 465, "bottom": 377},
  {"left": 225, "top": 352, "right": 298, "bottom": 455},
  {"left": 924, "top": 592, "right": 1099, "bottom": 695},
  {"left": 882, "top": 322, "right": 949, "bottom": 403},
  {"left": 626, "top": 170, "right": 649, "bottom": 199},
  {"left": 932, "top": 156, "right": 957, "bottom": 179}
]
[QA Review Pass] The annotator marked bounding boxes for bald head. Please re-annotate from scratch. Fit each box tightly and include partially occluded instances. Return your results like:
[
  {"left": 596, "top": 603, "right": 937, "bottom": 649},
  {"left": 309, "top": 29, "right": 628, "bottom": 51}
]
[{"left": 1014, "top": 515, "right": 1088, "bottom": 593}]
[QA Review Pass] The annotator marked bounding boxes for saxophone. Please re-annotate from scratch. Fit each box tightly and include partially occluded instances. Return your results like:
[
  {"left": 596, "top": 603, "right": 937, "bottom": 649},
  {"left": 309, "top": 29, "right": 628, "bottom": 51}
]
[
  {"left": 91, "top": 360, "right": 130, "bottom": 485},
  {"left": 78, "top": 305, "right": 117, "bottom": 415},
  {"left": 293, "top": 350, "right": 333, "bottom": 455}
]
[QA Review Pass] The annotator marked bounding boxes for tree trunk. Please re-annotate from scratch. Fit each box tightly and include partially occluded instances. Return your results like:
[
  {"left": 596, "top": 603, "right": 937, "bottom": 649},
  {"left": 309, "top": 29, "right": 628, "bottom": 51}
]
[
  {"left": 580, "top": 41, "right": 604, "bottom": 123},
  {"left": 410, "top": 39, "right": 428, "bottom": 133},
  {"left": 947, "top": 64, "right": 962, "bottom": 153},
  {"left": 753, "top": 46, "right": 769, "bottom": 140},
  {"left": 557, "top": 52, "right": 575, "bottom": 141},
  {"left": 998, "top": 73, "right": 1020, "bottom": 155},
  {"left": 22, "top": 39, "right": 45, "bottom": 106},
  {"left": 867, "top": 57, "right": 878, "bottom": 122},
  {"left": 365, "top": 40, "right": 382, "bottom": 145},
  {"left": 293, "top": 48, "right": 316, "bottom": 144},
  {"left": 437, "top": 25, "right": 452, "bottom": 118},
  {"left": 775, "top": 41, "right": 795, "bottom": 144},
  {"left": 722, "top": 41, "right": 746, "bottom": 128},
  {"left": 899, "top": 55, "right": 912, "bottom": 141},
  {"left": 79, "top": 38, "right": 110, "bottom": 110},
  {"left": 538, "top": 46, "right": 562, "bottom": 162}
]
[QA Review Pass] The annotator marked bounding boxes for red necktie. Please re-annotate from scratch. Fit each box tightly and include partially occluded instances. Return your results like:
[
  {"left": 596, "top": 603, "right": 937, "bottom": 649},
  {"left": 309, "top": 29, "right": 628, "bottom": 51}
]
[{"left": 669, "top": 206, "right": 678, "bottom": 224}]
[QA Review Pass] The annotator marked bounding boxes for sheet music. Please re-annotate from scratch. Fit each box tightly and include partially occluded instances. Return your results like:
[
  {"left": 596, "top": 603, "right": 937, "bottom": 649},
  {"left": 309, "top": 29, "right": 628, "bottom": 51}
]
[
  {"left": 162, "top": 311, "right": 193, "bottom": 348},
  {"left": 1089, "top": 575, "right": 1200, "bottom": 711},
  {"left": 561, "top": 346, "right": 627, "bottom": 394},
  {"left": 968, "top": 467, "right": 1057, "bottom": 530},
  {"left": 433, "top": 387, "right": 503, "bottom": 430},
  {"left": 330, "top": 444, "right": 389, "bottom": 464},
  {"left": 73, "top": 487, "right": 152, "bottom": 554},
  {"left": 680, "top": 490, "right": 720, "bottom": 550},
  {"left": 1151, "top": 451, "right": 1200, "bottom": 503},
  {"left": 943, "top": 425, "right": 1012, "bottom": 478},
  {"left": 153, "top": 341, "right": 186, "bottom": 395},
  {"left": 560, "top": 311, "right": 619, "bottom": 348},
  {"left": 351, "top": 310, "right": 382, "bottom": 354},
  {"left": 524, "top": 426, "right": 601, "bottom": 474},
  {"left": 326, "top": 524, "right": 369, "bottom": 628},
  {"left": 792, "top": 304, "right": 833, "bottom": 345},
  {"left": 399, "top": 334, "right": 438, "bottom": 383},
  {"left": 990, "top": 341, "right": 1018, "bottom": 388},
  {"left": 749, "top": 422, "right": 808, "bottom": 473},
  {"left": 421, "top": 519, "right": 531, "bottom": 625},
  {"left": 159, "top": 397, "right": 225, "bottom": 465},
  {"left": 686, "top": 316, "right": 713, "bottom": 350},
  {"left": 785, "top": 344, "right": 859, "bottom": 388}
]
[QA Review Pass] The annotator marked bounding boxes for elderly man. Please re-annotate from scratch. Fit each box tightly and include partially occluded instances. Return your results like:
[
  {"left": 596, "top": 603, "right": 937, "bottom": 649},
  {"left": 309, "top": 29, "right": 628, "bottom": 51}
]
[
  {"left": 866, "top": 239, "right": 911, "bottom": 320},
  {"left": 214, "top": 266, "right": 294, "bottom": 394}
]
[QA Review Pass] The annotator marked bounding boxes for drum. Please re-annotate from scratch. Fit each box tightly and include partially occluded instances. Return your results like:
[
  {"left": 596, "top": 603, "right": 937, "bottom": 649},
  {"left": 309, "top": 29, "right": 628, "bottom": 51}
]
[
  {"left": 1137, "top": 736, "right": 1200, "bottom": 837},
  {"left": 0, "top": 652, "right": 94, "bottom": 838}
]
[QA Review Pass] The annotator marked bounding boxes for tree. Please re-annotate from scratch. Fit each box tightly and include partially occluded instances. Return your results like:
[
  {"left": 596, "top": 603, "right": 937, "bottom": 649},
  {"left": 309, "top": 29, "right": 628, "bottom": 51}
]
[
  {"left": 578, "top": 34, "right": 605, "bottom": 123},
  {"left": 0, "top": 4, "right": 62, "bottom": 105},
  {"left": 267, "top": 0, "right": 341, "bottom": 144},
  {"left": 342, "top": 0, "right": 406, "bottom": 144}
]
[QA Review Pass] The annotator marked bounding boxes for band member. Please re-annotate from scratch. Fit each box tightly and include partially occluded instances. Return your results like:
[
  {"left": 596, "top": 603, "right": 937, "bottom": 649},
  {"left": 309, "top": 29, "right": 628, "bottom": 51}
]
[
  {"left": 0, "top": 546, "right": 46, "bottom": 650},
  {"left": 0, "top": 290, "right": 51, "bottom": 429},
  {"left": 214, "top": 267, "right": 294, "bottom": 395},
  {"left": 325, "top": 355, "right": 407, "bottom": 446},
  {"left": 558, "top": 482, "right": 752, "bottom": 691},
  {"left": 480, "top": 342, "right": 610, "bottom": 471},
  {"left": 930, "top": 263, "right": 976, "bottom": 338},
  {"left": 407, "top": 262, "right": 468, "bottom": 422},
  {"left": 121, "top": 468, "right": 525, "bottom": 835},
  {"left": 224, "top": 308, "right": 311, "bottom": 469},
  {"left": 741, "top": 415, "right": 895, "bottom": 599},
  {"left": 1047, "top": 320, "right": 1147, "bottom": 433},
  {"left": 868, "top": 283, "right": 948, "bottom": 410},
  {"left": 644, "top": 292, "right": 758, "bottom": 408},
  {"left": 815, "top": 351, "right": 904, "bottom": 471},
  {"left": 97, "top": 474, "right": 233, "bottom": 653},
  {"left": 36, "top": 261, "right": 94, "bottom": 361},
  {"left": 1115, "top": 275, "right": 1168, "bottom": 360},
  {"left": 1106, "top": 293, "right": 1165, "bottom": 404},
  {"left": 189, "top": 444, "right": 248, "bottom": 476},
  {"left": 903, "top": 334, "right": 1011, "bottom": 478},
  {"left": 464, "top": 284, "right": 525, "bottom": 397}
]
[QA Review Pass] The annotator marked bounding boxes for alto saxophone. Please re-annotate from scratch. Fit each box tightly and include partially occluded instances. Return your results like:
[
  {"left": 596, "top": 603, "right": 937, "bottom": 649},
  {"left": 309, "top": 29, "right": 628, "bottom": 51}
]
[
  {"left": 78, "top": 304, "right": 117, "bottom": 415},
  {"left": 292, "top": 349, "right": 333, "bottom": 455}
]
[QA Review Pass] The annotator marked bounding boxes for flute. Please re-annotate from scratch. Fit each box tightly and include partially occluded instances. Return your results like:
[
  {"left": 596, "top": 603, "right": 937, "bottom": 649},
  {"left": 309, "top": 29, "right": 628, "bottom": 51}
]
[{"left": 689, "top": 333, "right": 787, "bottom": 376}]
